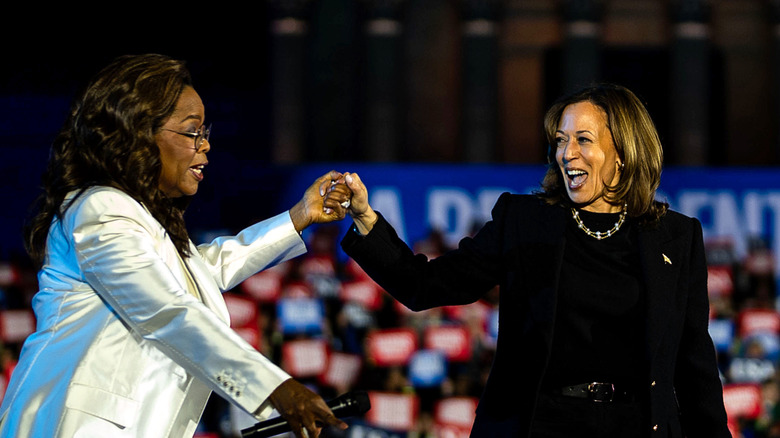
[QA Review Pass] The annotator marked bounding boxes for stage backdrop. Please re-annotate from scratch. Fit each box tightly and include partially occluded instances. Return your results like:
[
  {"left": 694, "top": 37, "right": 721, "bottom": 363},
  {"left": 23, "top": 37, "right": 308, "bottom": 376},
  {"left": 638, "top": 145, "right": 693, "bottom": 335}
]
[{"left": 265, "top": 164, "right": 780, "bottom": 280}]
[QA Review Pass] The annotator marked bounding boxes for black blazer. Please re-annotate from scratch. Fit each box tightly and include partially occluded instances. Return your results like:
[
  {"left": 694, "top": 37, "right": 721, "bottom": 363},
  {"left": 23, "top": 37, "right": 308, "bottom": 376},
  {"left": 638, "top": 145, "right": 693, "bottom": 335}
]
[{"left": 342, "top": 194, "right": 731, "bottom": 438}]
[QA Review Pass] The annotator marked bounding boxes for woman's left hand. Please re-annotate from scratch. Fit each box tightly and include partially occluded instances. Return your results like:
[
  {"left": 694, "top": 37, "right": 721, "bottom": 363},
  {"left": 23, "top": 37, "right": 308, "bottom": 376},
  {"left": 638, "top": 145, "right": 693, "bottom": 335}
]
[{"left": 289, "top": 170, "right": 352, "bottom": 232}]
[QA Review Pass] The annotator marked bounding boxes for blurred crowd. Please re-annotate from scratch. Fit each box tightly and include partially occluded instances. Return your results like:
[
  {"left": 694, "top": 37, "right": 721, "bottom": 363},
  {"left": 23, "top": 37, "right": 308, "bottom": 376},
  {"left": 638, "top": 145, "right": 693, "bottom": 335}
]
[{"left": 0, "top": 223, "right": 778, "bottom": 438}]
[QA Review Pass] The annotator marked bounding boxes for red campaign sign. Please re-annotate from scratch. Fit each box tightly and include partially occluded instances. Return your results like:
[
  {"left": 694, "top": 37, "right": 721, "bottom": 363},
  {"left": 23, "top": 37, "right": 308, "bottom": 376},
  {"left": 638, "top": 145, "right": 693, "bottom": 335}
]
[
  {"left": 340, "top": 280, "right": 383, "bottom": 311},
  {"left": 434, "top": 397, "right": 478, "bottom": 430},
  {"left": 223, "top": 293, "right": 258, "bottom": 328},
  {"left": 282, "top": 339, "right": 329, "bottom": 378},
  {"left": 738, "top": 309, "right": 780, "bottom": 336},
  {"left": 366, "top": 328, "right": 419, "bottom": 367},
  {"left": 0, "top": 310, "right": 35, "bottom": 343},
  {"left": 319, "top": 352, "right": 362, "bottom": 389},
  {"left": 707, "top": 265, "right": 734, "bottom": 297},
  {"left": 424, "top": 325, "right": 472, "bottom": 362},
  {"left": 365, "top": 391, "right": 419, "bottom": 431},
  {"left": 723, "top": 383, "right": 762, "bottom": 420},
  {"left": 240, "top": 269, "right": 283, "bottom": 303}
]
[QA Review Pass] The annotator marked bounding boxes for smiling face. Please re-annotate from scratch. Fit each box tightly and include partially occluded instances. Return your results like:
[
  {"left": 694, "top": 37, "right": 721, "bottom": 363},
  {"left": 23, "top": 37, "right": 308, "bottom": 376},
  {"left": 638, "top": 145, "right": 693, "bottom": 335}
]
[
  {"left": 155, "top": 86, "right": 209, "bottom": 197},
  {"left": 554, "top": 101, "right": 622, "bottom": 213}
]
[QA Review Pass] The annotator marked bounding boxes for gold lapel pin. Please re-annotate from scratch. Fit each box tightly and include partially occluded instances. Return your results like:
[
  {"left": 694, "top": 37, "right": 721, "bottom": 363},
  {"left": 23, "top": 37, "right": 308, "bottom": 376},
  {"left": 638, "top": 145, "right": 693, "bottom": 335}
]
[{"left": 663, "top": 254, "right": 672, "bottom": 265}]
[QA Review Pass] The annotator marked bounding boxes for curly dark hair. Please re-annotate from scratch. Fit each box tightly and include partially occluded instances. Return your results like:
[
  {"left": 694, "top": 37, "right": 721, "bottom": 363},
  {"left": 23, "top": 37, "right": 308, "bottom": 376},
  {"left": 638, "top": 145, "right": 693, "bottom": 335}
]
[
  {"left": 25, "top": 54, "right": 195, "bottom": 267},
  {"left": 537, "top": 83, "right": 668, "bottom": 226}
]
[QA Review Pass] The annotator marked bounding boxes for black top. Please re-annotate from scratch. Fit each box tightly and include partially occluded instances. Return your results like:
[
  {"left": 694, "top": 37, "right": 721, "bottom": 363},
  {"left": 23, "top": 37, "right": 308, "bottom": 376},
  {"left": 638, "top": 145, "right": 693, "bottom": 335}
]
[{"left": 542, "top": 208, "right": 646, "bottom": 392}]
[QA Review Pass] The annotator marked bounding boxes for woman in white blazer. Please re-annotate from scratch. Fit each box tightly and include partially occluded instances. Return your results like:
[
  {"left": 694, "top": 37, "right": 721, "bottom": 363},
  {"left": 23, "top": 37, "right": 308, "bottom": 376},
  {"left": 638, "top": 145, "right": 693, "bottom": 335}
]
[{"left": 0, "top": 54, "right": 352, "bottom": 438}]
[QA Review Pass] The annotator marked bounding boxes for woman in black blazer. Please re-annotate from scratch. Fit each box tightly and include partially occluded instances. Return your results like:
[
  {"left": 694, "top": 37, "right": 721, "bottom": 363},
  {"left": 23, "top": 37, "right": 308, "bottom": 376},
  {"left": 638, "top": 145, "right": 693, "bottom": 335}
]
[{"left": 338, "top": 84, "right": 731, "bottom": 437}]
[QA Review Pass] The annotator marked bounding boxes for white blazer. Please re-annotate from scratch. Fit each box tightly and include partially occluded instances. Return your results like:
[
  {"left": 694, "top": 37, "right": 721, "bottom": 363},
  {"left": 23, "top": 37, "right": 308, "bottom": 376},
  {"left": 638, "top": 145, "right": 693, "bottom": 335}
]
[{"left": 0, "top": 186, "right": 306, "bottom": 437}]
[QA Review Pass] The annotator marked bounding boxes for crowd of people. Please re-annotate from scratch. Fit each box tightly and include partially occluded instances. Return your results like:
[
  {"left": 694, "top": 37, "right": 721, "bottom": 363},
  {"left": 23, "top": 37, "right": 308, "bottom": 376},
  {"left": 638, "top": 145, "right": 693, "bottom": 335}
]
[{"left": 0, "top": 220, "right": 775, "bottom": 437}]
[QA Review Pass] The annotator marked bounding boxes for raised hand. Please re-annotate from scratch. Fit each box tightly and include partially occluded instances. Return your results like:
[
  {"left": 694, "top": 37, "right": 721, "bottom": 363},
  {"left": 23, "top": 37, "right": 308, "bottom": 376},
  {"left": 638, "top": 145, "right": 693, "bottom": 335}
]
[
  {"left": 289, "top": 170, "right": 352, "bottom": 232},
  {"left": 343, "top": 172, "right": 378, "bottom": 235}
]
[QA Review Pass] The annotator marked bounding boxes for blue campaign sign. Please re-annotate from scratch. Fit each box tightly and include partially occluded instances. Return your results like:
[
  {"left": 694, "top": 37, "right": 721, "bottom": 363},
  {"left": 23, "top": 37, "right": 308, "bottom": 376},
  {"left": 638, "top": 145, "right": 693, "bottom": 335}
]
[
  {"left": 271, "top": 164, "right": 780, "bottom": 277},
  {"left": 409, "top": 349, "right": 448, "bottom": 387},
  {"left": 277, "top": 297, "right": 325, "bottom": 335}
]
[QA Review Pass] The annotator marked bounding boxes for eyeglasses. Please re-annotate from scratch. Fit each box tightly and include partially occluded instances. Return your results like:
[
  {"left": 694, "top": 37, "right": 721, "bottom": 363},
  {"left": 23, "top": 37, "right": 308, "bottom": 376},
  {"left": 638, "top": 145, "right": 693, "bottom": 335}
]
[{"left": 163, "top": 123, "right": 211, "bottom": 152}]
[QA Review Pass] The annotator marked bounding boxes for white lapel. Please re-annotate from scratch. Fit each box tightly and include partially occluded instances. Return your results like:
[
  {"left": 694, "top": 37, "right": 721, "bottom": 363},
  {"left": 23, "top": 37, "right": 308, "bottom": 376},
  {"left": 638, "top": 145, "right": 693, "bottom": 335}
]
[{"left": 181, "top": 241, "right": 232, "bottom": 325}]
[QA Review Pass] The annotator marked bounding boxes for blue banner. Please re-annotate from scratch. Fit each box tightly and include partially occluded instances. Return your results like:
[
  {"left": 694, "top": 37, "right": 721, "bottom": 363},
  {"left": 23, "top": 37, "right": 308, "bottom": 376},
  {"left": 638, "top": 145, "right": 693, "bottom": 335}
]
[{"left": 273, "top": 164, "right": 780, "bottom": 278}]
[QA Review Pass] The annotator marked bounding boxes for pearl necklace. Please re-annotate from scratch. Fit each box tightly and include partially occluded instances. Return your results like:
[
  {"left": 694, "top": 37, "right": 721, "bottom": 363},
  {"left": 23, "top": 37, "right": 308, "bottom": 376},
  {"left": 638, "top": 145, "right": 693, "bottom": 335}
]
[{"left": 571, "top": 204, "right": 628, "bottom": 240}]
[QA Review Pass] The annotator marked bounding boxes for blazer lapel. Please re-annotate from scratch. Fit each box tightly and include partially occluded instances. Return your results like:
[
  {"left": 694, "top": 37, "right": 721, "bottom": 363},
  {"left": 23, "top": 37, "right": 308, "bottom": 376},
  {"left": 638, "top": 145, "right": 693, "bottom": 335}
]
[
  {"left": 182, "top": 242, "right": 232, "bottom": 324},
  {"left": 638, "top": 221, "right": 683, "bottom": 359}
]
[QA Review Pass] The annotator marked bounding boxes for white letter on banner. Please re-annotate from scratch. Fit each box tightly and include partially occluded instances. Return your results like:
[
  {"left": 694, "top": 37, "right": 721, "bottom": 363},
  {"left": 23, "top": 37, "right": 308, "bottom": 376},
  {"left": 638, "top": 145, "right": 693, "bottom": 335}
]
[
  {"left": 428, "top": 188, "right": 474, "bottom": 248},
  {"left": 712, "top": 192, "right": 744, "bottom": 251},
  {"left": 761, "top": 193, "right": 780, "bottom": 276},
  {"left": 677, "top": 190, "right": 710, "bottom": 221},
  {"left": 370, "top": 187, "right": 406, "bottom": 242},
  {"left": 477, "top": 189, "right": 512, "bottom": 226},
  {"left": 679, "top": 191, "right": 746, "bottom": 254}
]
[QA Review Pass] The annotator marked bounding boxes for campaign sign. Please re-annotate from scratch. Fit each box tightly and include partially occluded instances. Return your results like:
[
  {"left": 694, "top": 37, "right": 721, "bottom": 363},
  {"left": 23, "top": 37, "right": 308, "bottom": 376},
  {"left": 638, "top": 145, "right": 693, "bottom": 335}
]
[
  {"left": 728, "top": 357, "right": 777, "bottom": 383},
  {"left": 223, "top": 293, "right": 258, "bottom": 328},
  {"left": 722, "top": 383, "right": 762, "bottom": 420},
  {"left": 320, "top": 351, "right": 362, "bottom": 389},
  {"left": 282, "top": 339, "right": 328, "bottom": 378},
  {"left": 340, "top": 279, "right": 384, "bottom": 311},
  {"left": 366, "top": 328, "right": 418, "bottom": 367},
  {"left": 409, "top": 350, "right": 447, "bottom": 387},
  {"left": 738, "top": 309, "right": 780, "bottom": 336},
  {"left": 240, "top": 269, "right": 283, "bottom": 303},
  {"left": 434, "top": 397, "right": 478, "bottom": 436},
  {"left": 0, "top": 310, "right": 34, "bottom": 343},
  {"left": 365, "top": 391, "right": 419, "bottom": 432},
  {"left": 277, "top": 297, "right": 324, "bottom": 335},
  {"left": 424, "top": 325, "right": 471, "bottom": 362},
  {"left": 707, "top": 265, "right": 734, "bottom": 297}
]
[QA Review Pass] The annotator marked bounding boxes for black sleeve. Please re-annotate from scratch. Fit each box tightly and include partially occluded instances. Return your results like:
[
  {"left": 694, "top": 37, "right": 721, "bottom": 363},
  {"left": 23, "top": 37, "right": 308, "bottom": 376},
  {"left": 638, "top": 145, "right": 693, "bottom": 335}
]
[
  {"left": 674, "top": 218, "right": 732, "bottom": 438},
  {"left": 341, "top": 193, "right": 511, "bottom": 311}
]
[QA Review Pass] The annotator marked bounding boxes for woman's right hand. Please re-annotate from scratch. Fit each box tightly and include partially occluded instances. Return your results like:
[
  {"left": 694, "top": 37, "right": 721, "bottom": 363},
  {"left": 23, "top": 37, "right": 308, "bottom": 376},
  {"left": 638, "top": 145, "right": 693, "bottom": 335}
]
[
  {"left": 267, "top": 379, "right": 348, "bottom": 438},
  {"left": 343, "top": 172, "right": 378, "bottom": 235}
]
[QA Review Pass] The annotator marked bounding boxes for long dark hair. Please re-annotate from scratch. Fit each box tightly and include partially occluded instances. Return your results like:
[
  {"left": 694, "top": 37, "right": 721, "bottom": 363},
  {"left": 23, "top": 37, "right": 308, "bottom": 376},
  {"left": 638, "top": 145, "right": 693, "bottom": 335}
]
[
  {"left": 25, "top": 54, "right": 194, "bottom": 267},
  {"left": 537, "top": 83, "right": 668, "bottom": 225}
]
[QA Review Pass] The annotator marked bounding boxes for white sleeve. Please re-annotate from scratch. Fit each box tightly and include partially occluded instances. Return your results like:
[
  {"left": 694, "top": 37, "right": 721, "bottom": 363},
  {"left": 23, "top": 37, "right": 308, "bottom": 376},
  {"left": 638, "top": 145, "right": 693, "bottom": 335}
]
[
  {"left": 68, "top": 190, "right": 292, "bottom": 418},
  {"left": 195, "top": 211, "right": 307, "bottom": 291}
]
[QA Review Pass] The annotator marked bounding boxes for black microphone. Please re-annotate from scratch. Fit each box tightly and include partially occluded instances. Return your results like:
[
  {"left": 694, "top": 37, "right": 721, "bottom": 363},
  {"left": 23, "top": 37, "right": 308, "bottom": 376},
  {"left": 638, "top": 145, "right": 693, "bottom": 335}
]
[{"left": 241, "top": 391, "right": 371, "bottom": 438}]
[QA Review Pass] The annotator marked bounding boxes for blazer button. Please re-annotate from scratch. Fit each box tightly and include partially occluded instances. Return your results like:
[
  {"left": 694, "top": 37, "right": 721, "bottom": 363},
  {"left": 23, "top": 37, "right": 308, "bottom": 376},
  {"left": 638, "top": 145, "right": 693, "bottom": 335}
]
[
  {"left": 650, "top": 381, "right": 656, "bottom": 387},
  {"left": 652, "top": 424, "right": 659, "bottom": 431}
]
